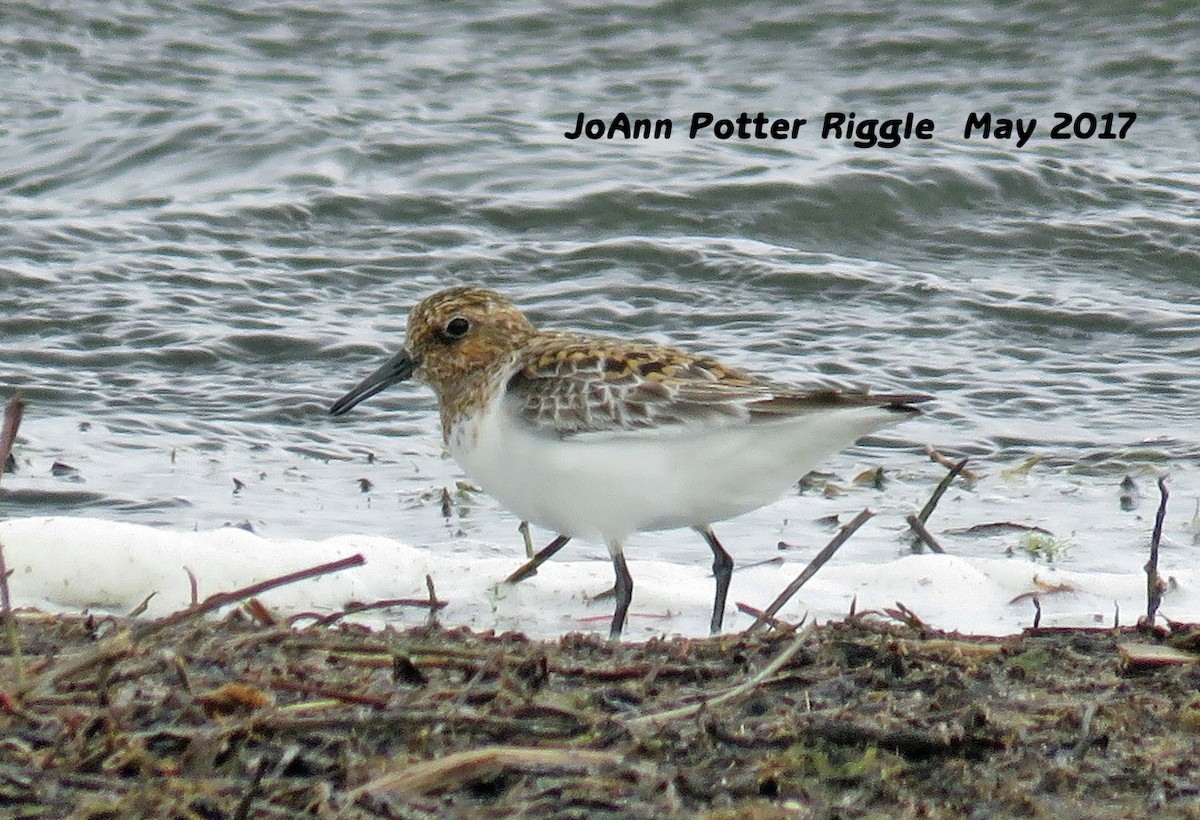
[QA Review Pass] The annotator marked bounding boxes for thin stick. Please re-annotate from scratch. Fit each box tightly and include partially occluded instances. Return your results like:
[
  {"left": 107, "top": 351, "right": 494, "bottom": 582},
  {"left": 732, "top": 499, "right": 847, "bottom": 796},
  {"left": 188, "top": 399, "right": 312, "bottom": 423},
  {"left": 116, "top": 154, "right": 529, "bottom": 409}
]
[
  {"left": 738, "top": 556, "right": 785, "bottom": 571},
  {"left": 746, "top": 509, "right": 873, "bottom": 634},
  {"left": 905, "top": 514, "right": 946, "bottom": 554},
  {"left": 353, "top": 595, "right": 447, "bottom": 615},
  {"left": 126, "top": 592, "right": 157, "bottom": 618},
  {"left": 1144, "top": 476, "right": 1169, "bottom": 626},
  {"left": 917, "top": 458, "right": 969, "bottom": 524},
  {"left": 349, "top": 746, "right": 625, "bottom": 799},
  {"left": 233, "top": 755, "right": 271, "bottom": 820},
  {"left": 135, "top": 553, "right": 365, "bottom": 638},
  {"left": 627, "top": 623, "right": 815, "bottom": 727},
  {"left": 925, "top": 444, "right": 980, "bottom": 481},
  {"left": 735, "top": 602, "right": 797, "bottom": 633},
  {"left": 505, "top": 534, "right": 571, "bottom": 585},
  {"left": 0, "top": 397, "right": 22, "bottom": 473},
  {"left": 425, "top": 574, "right": 439, "bottom": 625},
  {"left": 268, "top": 676, "right": 392, "bottom": 708},
  {"left": 19, "top": 564, "right": 389, "bottom": 698},
  {"left": 288, "top": 595, "right": 449, "bottom": 627},
  {"left": 0, "top": 397, "right": 26, "bottom": 681},
  {"left": 19, "top": 629, "right": 137, "bottom": 698},
  {"left": 0, "top": 546, "right": 15, "bottom": 679},
  {"left": 185, "top": 567, "right": 200, "bottom": 606}
]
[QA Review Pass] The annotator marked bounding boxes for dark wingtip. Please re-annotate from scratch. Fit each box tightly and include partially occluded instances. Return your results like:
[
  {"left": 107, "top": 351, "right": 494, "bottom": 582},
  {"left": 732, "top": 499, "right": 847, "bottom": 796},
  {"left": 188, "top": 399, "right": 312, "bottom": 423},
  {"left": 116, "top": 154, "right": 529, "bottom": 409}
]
[{"left": 878, "top": 393, "right": 934, "bottom": 414}]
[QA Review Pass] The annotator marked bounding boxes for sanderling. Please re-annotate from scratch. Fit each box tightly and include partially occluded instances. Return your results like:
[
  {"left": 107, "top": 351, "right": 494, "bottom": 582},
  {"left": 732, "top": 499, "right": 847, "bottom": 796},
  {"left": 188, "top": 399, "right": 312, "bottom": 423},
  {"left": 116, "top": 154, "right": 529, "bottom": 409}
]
[{"left": 330, "top": 286, "right": 930, "bottom": 639}]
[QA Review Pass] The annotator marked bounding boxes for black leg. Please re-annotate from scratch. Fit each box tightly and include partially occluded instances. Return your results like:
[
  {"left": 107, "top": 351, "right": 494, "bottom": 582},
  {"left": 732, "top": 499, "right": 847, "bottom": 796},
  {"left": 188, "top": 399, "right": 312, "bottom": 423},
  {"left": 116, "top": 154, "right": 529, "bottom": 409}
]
[
  {"left": 697, "top": 526, "right": 734, "bottom": 635},
  {"left": 504, "top": 534, "right": 571, "bottom": 584},
  {"left": 609, "top": 546, "right": 632, "bottom": 640}
]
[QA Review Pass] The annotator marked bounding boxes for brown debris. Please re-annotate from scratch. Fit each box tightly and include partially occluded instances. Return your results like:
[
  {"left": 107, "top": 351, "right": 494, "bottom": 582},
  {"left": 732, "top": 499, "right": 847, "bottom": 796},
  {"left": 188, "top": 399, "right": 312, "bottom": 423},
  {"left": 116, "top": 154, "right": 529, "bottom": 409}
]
[
  {"left": 194, "top": 681, "right": 275, "bottom": 717},
  {"left": 6, "top": 609, "right": 1200, "bottom": 817},
  {"left": 905, "top": 513, "right": 946, "bottom": 554},
  {"left": 350, "top": 746, "right": 631, "bottom": 800},
  {"left": 1117, "top": 642, "right": 1200, "bottom": 670},
  {"left": 924, "top": 444, "right": 981, "bottom": 481},
  {"left": 746, "top": 508, "right": 874, "bottom": 633}
]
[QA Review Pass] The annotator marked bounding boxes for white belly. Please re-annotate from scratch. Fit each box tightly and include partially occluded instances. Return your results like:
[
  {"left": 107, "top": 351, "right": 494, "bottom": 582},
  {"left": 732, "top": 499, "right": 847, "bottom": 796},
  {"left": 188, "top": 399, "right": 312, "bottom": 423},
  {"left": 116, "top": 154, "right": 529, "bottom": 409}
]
[{"left": 449, "top": 397, "right": 907, "bottom": 543}]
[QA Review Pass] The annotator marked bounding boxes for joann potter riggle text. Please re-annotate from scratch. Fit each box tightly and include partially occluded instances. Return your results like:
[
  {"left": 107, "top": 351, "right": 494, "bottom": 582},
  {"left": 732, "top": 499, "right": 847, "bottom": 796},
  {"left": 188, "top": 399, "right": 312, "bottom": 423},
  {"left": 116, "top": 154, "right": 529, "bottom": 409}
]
[{"left": 564, "top": 111, "right": 1137, "bottom": 149}]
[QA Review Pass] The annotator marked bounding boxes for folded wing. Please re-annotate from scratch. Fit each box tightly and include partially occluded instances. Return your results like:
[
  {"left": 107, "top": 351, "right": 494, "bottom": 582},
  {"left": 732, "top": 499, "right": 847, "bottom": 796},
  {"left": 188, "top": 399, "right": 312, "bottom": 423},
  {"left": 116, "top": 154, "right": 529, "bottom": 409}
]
[{"left": 506, "top": 334, "right": 929, "bottom": 438}]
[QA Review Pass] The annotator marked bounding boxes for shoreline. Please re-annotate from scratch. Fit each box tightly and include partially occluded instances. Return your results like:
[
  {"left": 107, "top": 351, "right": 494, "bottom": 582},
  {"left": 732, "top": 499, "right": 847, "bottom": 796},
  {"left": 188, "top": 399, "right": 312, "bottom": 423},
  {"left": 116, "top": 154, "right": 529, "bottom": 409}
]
[{"left": 3, "top": 609, "right": 1197, "bottom": 817}]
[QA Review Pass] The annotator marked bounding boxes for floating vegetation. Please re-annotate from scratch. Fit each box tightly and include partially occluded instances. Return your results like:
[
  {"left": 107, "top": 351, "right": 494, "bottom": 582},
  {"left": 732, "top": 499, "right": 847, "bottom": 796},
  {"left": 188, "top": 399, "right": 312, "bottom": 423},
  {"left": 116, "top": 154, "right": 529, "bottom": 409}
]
[{"left": 1013, "top": 531, "right": 1070, "bottom": 563}]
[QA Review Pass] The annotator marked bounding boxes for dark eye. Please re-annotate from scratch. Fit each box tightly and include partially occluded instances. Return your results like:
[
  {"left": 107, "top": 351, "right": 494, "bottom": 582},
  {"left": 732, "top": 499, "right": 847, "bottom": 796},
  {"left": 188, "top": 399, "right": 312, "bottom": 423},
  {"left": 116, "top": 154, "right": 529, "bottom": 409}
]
[{"left": 443, "top": 316, "right": 470, "bottom": 340}]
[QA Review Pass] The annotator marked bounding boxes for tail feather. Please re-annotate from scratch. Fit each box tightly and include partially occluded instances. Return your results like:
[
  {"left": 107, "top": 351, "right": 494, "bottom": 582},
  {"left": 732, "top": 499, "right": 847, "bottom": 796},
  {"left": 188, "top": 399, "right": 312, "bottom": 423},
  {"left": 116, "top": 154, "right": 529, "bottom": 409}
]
[{"left": 750, "top": 390, "right": 933, "bottom": 418}]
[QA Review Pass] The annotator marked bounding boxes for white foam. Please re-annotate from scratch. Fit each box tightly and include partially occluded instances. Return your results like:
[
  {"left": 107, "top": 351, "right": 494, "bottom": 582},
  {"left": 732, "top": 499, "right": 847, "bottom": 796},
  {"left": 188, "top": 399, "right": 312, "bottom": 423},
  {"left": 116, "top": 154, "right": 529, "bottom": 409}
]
[{"left": 1, "top": 515, "right": 1191, "bottom": 639}]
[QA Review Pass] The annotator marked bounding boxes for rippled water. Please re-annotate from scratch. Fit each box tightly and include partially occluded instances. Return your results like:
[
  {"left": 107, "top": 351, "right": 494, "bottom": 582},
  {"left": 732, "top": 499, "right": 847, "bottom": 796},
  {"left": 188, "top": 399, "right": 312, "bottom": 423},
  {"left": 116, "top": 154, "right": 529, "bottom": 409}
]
[{"left": 2, "top": 1, "right": 1197, "bottom": 587}]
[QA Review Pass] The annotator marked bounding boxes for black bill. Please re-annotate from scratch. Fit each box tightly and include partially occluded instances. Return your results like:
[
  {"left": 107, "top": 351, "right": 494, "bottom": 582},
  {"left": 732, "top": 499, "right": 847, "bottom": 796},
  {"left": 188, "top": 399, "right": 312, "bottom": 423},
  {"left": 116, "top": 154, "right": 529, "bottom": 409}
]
[{"left": 329, "top": 349, "right": 417, "bottom": 416}]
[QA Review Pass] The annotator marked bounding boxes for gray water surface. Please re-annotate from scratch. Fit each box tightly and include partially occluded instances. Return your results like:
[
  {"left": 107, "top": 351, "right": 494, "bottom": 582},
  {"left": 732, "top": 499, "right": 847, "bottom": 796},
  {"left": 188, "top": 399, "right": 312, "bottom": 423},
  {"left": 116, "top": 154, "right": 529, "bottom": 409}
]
[{"left": 1, "top": 1, "right": 1197, "bottom": 577}]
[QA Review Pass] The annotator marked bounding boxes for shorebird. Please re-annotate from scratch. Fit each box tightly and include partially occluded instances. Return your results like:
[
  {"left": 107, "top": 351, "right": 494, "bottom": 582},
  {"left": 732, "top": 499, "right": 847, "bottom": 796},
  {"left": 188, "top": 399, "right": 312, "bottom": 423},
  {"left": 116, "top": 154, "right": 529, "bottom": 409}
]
[{"left": 330, "top": 286, "right": 930, "bottom": 639}]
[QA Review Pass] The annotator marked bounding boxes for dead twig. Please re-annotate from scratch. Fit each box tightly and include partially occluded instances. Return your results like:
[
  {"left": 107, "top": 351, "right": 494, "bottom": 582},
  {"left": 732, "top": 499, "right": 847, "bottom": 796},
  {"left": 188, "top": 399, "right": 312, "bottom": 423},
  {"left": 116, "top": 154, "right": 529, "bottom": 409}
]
[
  {"left": 425, "top": 573, "right": 439, "bottom": 625},
  {"left": 290, "top": 592, "right": 449, "bottom": 628},
  {"left": 792, "top": 712, "right": 987, "bottom": 759},
  {"left": 185, "top": 567, "right": 200, "bottom": 606},
  {"left": 735, "top": 602, "right": 798, "bottom": 634},
  {"left": 1143, "top": 476, "right": 1169, "bottom": 628},
  {"left": 917, "top": 457, "right": 969, "bottom": 525},
  {"left": 268, "top": 676, "right": 392, "bottom": 708},
  {"left": 1071, "top": 701, "right": 1100, "bottom": 760},
  {"left": 22, "top": 557, "right": 355, "bottom": 701},
  {"left": 946, "top": 522, "right": 1052, "bottom": 537},
  {"left": 251, "top": 707, "right": 586, "bottom": 740},
  {"left": 134, "top": 553, "right": 365, "bottom": 639},
  {"left": 1008, "top": 577, "right": 1078, "bottom": 605},
  {"left": 0, "top": 397, "right": 22, "bottom": 472},
  {"left": 0, "top": 397, "right": 26, "bottom": 681},
  {"left": 905, "top": 513, "right": 946, "bottom": 554},
  {"left": 925, "top": 444, "right": 980, "bottom": 481},
  {"left": 737, "top": 556, "right": 785, "bottom": 571},
  {"left": 233, "top": 755, "right": 271, "bottom": 820},
  {"left": 882, "top": 601, "right": 927, "bottom": 629},
  {"left": 243, "top": 598, "right": 277, "bottom": 627},
  {"left": 126, "top": 591, "right": 157, "bottom": 618},
  {"left": 348, "top": 746, "right": 625, "bottom": 799},
  {"left": 626, "top": 623, "right": 816, "bottom": 727},
  {"left": 386, "top": 597, "right": 452, "bottom": 620},
  {"left": 21, "top": 629, "right": 136, "bottom": 698},
  {"left": 1118, "top": 641, "right": 1198, "bottom": 669},
  {"left": 746, "top": 508, "right": 873, "bottom": 634},
  {"left": 505, "top": 534, "right": 571, "bottom": 585}
]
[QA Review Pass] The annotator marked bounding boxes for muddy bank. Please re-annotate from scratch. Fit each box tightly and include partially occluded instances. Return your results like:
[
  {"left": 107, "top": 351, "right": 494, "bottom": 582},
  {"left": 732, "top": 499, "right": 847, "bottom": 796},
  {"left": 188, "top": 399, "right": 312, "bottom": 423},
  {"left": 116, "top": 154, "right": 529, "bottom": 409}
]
[{"left": 3, "top": 607, "right": 1200, "bottom": 818}]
